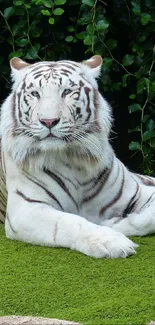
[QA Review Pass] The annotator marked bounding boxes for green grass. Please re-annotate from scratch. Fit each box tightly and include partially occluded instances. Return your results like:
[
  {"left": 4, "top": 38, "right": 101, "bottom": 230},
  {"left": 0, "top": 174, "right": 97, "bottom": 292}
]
[{"left": 0, "top": 224, "right": 155, "bottom": 325}]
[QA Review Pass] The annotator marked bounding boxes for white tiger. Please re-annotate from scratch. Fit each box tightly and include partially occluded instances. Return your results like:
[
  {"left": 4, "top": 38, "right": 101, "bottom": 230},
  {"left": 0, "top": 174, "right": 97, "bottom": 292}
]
[{"left": 1, "top": 55, "right": 155, "bottom": 259}]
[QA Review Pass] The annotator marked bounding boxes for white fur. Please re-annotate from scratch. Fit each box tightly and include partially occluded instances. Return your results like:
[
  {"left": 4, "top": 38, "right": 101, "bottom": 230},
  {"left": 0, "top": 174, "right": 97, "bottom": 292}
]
[{"left": 1, "top": 57, "right": 155, "bottom": 259}]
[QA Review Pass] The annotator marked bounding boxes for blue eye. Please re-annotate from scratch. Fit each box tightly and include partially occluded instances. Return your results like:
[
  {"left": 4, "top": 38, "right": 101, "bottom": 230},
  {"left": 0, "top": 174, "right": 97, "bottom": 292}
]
[{"left": 31, "top": 91, "right": 40, "bottom": 98}]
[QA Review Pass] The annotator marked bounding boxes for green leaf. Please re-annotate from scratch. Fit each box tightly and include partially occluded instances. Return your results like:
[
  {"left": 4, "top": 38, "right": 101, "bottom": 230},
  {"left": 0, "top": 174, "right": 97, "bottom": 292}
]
[
  {"left": 128, "top": 103, "right": 141, "bottom": 113},
  {"left": 82, "top": 0, "right": 94, "bottom": 7},
  {"left": 33, "top": 43, "right": 40, "bottom": 51},
  {"left": 144, "top": 77, "right": 150, "bottom": 90},
  {"left": 65, "top": 35, "right": 73, "bottom": 42},
  {"left": 15, "top": 38, "right": 29, "bottom": 47},
  {"left": 42, "top": 0, "right": 54, "bottom": 7},
  {"left": 86, "top": 24, "right": 94, "bottom": 34},
  {"left": 13, "top": 0, "right": 23, "bottom": 5},
  {"left": 16, "top": 20, "right": 27, "bottom": 28},
  {"left": 145, "top": 119, "right": 155, "bottom": 131},
  {"left": 67, "top": 26, "right": 75, "bottom": 32},
  {"left": 122, "top": 54, "right": 134, "bottom": 66},
  {"left": 9, "top": 50, "right": 23, "bottom": 60},
  {"left": 102, "top": 58, "right": 113, "bottom": 71},
  {"left": 76, "top": 31, "right": 87, "bottom": 40},
  {"left": 83, "top": 35, "right": 92, "bottom": 45},
  {"left": 25, "top": 4, "right": 31, "bottom": 8},
  {"left": 3, "top": 7, "right": 14, "bottom": 19},
  {"left": 139, "top": 35, "right": 146, "bottom": 43},
  {"left": 53, "top": 8, "right": 64, "bottom": 15},
  {"left": 132, "top": 43, "right": 138, "bottom": 52},
  {"left": 143, "top": 130, "right": 155, "bottom": 141},
  {"left": 132, "top": 43, "right": 144, "bottom": 57},
  {"left": 77, "top": 13, "right": 92, "bottom": 25},
  {"left": 129, "top": 94, "right": 136, "bottom": 99},
  {"left": 132, "top": 2, "right": 141, "bottom": 15},
  {"left": 129, "top": 141, "right": 141, "bottom": 151},
  {"left": 142, "top": 144, "right": 151, "bottom": 154},
  {"left": 25, "top": 49, "right": 39, "bottom": 60},
  {"left": 143, "top": 114, "right": 150, "bottom": 123},
  {"left": 137, "top": 79, "right": 145, "bottom": 94},
  {"left": 106, "top": 39, "right": 117, "bottom": 50},
  {"left": 41, "top": 9, "right": 51, "bottom": 16},
  {"left": 96, "top": 20, "right": 109, "bottom": 30},
  {"left": 55, "top": 0, "right": 66, "bottom": 4},
  {"left": 122, "top": 74, "right": 129, "bottom": 87},
  {"left": 141, "top": 13, "right": 151, "bottom": 25},
  {"left": 48, "top": 17, "right": 55, "bottom": 24}
]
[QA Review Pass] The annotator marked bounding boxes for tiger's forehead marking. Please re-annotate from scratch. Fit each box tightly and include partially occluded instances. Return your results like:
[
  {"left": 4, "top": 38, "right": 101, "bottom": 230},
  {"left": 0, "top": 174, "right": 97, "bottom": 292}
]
[
  {"left": 24, "top": 61, "right": 88, "bottom": 89},
  {"left": 29, "top": 61, "right": 80, "bottom": 76}
]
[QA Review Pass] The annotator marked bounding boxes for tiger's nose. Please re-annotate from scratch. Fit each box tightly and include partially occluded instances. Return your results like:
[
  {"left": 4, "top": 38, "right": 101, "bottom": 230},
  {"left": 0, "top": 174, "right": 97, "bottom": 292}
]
[{"left": 39, "top": 118, "right": 60, "bottom": 129}]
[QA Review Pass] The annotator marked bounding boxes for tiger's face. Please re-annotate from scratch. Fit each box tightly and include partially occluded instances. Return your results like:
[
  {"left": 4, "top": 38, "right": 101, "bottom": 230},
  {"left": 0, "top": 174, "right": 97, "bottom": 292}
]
[
  {"left": 15, "top": 62, "right": 98, "bottom": 142},
  {"left": 1, "top": 56, "right": 111, "bottom": 163}
]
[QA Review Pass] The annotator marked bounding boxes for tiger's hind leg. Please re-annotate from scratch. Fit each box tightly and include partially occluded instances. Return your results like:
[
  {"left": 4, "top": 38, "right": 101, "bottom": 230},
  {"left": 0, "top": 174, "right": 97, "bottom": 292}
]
[{"left": 112, "top": 201, "right": 155, "bottom": 236}]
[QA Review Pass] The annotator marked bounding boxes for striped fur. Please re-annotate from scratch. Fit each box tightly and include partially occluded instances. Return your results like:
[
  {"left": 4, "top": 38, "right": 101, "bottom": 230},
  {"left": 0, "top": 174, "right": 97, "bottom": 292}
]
[{"left": 0, "top": 55, "right": 155, "bottom": 259}]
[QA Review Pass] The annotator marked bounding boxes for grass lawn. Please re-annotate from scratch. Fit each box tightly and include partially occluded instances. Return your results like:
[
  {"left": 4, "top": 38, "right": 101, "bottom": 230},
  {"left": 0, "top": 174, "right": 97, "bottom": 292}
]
[{"left": 0, "top": 224, "right": 155, "bottom": 325}]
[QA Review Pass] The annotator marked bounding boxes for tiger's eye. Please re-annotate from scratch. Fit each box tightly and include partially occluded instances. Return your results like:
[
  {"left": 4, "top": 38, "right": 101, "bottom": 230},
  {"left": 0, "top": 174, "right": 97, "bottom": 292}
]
[
  {"left": 62, "top": 89, "right": 72, "bottom": 97},
  {"left": 31, "top": 91, "right": 40, "bottom": 98}
]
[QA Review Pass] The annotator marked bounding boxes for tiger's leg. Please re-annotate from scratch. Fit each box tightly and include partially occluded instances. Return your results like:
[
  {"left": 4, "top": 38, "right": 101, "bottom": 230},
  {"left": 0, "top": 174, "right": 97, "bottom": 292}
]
[
  {"left": 5, "top": 193, "right": 137, "bottom": 259},
  {"left": 112, "top": 202, "right": 155, "bottom": 236}
]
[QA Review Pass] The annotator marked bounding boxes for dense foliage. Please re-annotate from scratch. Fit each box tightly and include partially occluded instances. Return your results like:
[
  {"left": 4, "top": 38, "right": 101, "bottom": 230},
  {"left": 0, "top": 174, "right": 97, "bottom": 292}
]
[{"left": 0, "top": 0, "right": 155, "bottom": 173}]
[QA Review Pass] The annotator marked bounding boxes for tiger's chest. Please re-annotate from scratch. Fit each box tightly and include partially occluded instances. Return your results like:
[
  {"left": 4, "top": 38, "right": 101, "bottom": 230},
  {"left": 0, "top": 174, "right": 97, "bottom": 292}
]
[
  {"left": 26, "top": 164, "right": 120, "bottom": 225},
  {"left": 26, "top": 165, "right": 104, "bottom": 221}
]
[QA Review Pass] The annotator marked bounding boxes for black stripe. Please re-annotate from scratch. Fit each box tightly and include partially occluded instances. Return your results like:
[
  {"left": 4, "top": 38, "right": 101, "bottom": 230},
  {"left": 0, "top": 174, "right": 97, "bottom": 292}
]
[
  {"left": 12, "top": 92, "right": 21, "bottom": 137},
  {"left": 59, "top": 61, "right": 79, "bottom": 68},
  {"left": 16, "top": 91, "right": 28, "bottom": 128},
  {"left": 25, "top": 175, "right": 64, "bottom": 210},
  {"left": 100, "top": 165, "right": 125, "bottom": 216},
  {"left": 16, "top": 189, "right": 51, "bottom": 206},
  {"left": 59, "top": 63, "right": 76, "bottom": 71},
  {"left": 6, "top": 213, "right": 17, "bottom": 233},
  {"left": 122, "top": 182, "right": 139, "bottom": 217},
  {"left": 56, "top": 171, "right": 78, "bottom": 189},
  {"left": 84, "top": 87, "right": 91, "bottom": 122},
  {"left": 30, "top": 65, "right": 52, "bottom": 74},
  {"left": 81, "top": 163, "right": 113, "bottom": 205},
  {"left": 44, "top": 169, "right": 78, "bottom": 209},
  {"left": 34, "top": 73, "right": 44, "bottom": 79},
  {"left": 139, "top": 192, "right": 155, "bottom": 211},
  {"left": 69, "top": 79, "right": 77, "bottom": 87},
  {"left": 136, "top": 174, "right": 155, "bottom": 187},
  {"left": 27, "top": 82, "right": 33, "bottom": 89}
]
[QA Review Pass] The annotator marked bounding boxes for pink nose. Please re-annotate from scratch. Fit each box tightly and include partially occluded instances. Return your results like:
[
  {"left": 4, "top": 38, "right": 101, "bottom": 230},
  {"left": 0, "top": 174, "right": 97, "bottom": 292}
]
[{"left": 39, "top": 118, "right": 60, "bottom": 128}]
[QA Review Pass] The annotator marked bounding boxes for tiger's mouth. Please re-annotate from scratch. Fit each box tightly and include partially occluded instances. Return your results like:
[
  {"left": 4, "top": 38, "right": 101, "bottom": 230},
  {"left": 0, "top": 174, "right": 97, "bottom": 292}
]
[
  {"left": 43, "top": 132, "right": 60, "bottom": 140},
  {"left": 41, "top": 132, "right": 76, "bottom": 143}
]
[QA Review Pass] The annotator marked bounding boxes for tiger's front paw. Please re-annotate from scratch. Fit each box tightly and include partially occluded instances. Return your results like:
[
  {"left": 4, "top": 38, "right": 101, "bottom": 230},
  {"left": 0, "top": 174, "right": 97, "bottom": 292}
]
[{"left": 77, "top": 226, "right": 137, "bottom": 259}]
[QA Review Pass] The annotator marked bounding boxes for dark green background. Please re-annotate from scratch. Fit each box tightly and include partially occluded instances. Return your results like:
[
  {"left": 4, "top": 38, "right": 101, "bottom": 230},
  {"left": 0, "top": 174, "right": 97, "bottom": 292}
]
[{"left": 0, "top": 0, "right": 155, "bottom": 173}]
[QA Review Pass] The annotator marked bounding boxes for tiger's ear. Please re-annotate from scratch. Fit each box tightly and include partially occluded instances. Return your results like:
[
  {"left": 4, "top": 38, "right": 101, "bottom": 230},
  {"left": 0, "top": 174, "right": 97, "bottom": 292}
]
[
  {"left": 10, "top": 57, "right": 31, "bottom": 87},
  {"left": 10, "top": 57, "right": 31, "bottom": 70},
  {"left": 82, "top": 55, "right": 102, "bottom": 78}
]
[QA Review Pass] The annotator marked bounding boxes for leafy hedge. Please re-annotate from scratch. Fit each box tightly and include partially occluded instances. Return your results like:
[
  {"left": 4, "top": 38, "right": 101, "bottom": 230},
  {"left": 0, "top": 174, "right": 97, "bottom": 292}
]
[{"left": 0, "top": 0, "right": 155, "bottom": 173}]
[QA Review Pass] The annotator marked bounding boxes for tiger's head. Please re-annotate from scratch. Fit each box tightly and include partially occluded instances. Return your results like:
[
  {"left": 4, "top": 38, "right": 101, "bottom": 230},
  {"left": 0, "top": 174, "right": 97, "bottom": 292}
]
[{"left": 1, "top": 56, "right": 112, "bottom": 165}]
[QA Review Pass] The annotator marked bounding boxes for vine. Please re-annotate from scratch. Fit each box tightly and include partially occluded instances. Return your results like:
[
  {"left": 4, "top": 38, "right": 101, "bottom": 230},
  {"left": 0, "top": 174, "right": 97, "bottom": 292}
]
[{"left": 0, "top": 0, "right": 155, "bottom": 173}]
